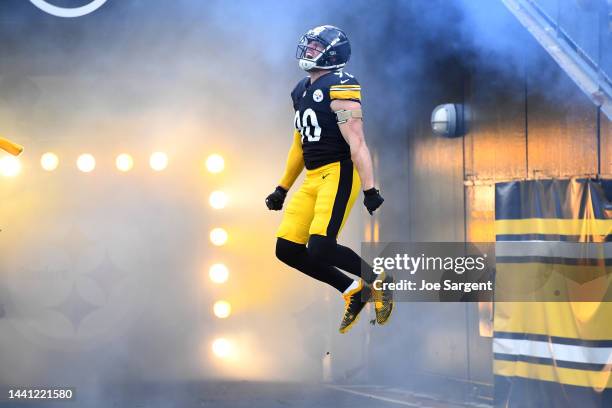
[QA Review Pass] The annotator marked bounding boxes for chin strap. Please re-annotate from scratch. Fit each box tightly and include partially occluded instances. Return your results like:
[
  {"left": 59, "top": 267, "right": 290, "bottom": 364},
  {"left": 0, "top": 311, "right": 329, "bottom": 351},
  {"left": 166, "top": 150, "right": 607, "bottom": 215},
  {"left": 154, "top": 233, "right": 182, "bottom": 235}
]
[{"left": 299, "top": 59, "right": 316, "bottom": 71}]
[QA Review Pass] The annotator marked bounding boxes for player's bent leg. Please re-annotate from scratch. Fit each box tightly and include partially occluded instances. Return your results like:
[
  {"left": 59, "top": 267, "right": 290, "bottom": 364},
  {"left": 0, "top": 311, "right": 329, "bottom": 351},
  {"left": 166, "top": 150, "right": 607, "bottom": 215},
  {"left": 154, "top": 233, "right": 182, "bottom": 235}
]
[
  {"left": 275, "top": 238, "right": 353, "bottom": 293},
  {"left": 310, "top": 237, "right": 376, "bottom": 283},
  {"left": 307, "top": 162, "right": 376, "bottom": 333},
  {"left": 334, "top": 243, "right": 394, "bottom": 325},
  {"left": 275, "top": 237, "right": 307, "bottom": 267},
  {"left": 306, "top": 234, "right": 337, "bottom": 265},
  {"left": 308, "top": 234, "right": 374, "bottom": 332}
]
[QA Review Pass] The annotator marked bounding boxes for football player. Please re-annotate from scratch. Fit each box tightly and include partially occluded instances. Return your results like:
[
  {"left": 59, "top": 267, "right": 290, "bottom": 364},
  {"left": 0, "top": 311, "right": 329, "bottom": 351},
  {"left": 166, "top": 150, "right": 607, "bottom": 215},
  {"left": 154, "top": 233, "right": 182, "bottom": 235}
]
[{"left": 266, "top": 25, "right": 393, "bottom": 333}]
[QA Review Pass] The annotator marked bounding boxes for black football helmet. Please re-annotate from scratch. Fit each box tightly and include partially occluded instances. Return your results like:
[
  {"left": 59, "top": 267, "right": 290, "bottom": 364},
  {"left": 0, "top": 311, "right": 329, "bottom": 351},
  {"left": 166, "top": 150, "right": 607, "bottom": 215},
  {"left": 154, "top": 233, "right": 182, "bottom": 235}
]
[{"left": 296, "top": 25, "right": 351, "bottom": 71}]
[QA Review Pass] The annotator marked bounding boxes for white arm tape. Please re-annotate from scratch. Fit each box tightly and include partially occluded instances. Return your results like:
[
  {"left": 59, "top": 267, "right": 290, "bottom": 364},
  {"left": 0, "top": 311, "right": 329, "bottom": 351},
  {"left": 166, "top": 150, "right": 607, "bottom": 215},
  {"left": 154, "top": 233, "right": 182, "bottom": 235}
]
[{"left": 335, "top": 109, "right": 363, "bottom": 124}]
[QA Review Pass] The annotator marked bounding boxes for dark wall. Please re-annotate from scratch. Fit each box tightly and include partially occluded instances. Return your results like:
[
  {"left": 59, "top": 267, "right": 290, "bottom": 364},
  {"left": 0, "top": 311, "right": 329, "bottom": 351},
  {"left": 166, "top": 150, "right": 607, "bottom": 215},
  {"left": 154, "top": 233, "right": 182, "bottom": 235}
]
[{"left": 348, "top": 0, "right": 605, "bottom": 401}]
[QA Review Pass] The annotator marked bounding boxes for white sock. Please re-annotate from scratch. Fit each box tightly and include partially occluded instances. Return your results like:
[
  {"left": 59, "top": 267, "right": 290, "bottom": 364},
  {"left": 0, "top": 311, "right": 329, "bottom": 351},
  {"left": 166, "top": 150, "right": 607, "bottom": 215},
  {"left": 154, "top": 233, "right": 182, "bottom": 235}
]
[{"left": 343, "top": 280, "right": 360, "bottom": 295}]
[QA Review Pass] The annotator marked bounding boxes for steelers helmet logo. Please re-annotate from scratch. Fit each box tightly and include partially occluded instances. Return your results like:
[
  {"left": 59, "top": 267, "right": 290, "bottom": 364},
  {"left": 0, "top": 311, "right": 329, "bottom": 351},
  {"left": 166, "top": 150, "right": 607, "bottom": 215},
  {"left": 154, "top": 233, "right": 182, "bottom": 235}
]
[{"left": 313, "top": 89, "right": 324, "bottom": 103}]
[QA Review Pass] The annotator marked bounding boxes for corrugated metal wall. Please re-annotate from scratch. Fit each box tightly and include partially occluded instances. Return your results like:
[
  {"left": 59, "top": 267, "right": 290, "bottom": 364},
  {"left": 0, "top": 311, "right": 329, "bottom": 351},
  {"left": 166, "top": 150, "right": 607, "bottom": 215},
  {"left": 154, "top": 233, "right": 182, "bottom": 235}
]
[{"left": 362, "top": 0, "right": 607, "bottom": 400}]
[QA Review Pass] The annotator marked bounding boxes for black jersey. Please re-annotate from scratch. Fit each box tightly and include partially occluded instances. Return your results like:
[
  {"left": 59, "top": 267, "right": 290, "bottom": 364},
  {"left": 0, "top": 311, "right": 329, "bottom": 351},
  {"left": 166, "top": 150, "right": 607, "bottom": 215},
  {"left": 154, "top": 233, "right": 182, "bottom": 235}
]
[{"left": 291, "top": 70, "right": 361, "bottom": 170}]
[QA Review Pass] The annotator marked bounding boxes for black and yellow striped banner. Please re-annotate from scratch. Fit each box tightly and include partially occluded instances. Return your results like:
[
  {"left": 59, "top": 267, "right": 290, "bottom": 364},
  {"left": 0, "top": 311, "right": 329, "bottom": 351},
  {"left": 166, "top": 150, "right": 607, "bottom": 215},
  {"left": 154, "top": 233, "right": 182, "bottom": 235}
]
[{"left": 494, "top": 178, "right": 612, "bottom": 407}]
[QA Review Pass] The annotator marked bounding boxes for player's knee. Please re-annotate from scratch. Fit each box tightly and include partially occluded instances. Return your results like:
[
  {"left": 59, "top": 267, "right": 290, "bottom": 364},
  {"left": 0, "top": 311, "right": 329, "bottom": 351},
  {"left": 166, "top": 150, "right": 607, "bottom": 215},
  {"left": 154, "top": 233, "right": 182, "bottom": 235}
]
[
  {"left": 275, "top": 238, "right": 306, "bottom": 267},
  {"left": 307, "top": 234, "right": 336, "bottom": 264}
]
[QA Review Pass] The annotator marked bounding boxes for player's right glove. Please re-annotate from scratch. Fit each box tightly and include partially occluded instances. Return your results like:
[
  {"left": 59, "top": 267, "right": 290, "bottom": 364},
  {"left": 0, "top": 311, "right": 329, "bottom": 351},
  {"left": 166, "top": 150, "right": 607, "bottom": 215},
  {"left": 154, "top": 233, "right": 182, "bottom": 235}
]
[
  {"left": 265, "top": 186, "right": 287, "bottom": 210},
  {"left": 363, "top": 188, "right": 384, "bottom": 215}
]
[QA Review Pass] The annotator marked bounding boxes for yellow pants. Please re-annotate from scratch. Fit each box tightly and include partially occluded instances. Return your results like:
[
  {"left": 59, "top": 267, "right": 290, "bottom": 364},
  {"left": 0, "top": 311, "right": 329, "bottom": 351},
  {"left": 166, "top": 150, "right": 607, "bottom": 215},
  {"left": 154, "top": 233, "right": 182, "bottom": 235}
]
[{"left": 276, "top": 160, "right": 361, "bottom": 244}]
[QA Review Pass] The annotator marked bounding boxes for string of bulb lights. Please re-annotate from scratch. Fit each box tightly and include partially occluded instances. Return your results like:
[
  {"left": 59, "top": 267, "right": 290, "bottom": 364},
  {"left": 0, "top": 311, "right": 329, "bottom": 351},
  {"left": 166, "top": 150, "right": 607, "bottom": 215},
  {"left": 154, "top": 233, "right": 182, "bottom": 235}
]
[
  {"left": 0, "top": 150, "right": 236, "bottom": 360},
  {"left": 203, "top": 154, "right": 235, "bottom": 360},
  {"left": 0, "top": 152, "right": 229, "bottom": 176}
]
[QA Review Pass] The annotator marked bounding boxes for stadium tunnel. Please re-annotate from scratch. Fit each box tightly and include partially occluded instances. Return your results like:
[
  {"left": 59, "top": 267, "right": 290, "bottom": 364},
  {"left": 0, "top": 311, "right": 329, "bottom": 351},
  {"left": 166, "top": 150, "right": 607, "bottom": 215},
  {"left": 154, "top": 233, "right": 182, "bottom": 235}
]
[{"left": 1, "top": 0, "right": 612, "bottom": 407}]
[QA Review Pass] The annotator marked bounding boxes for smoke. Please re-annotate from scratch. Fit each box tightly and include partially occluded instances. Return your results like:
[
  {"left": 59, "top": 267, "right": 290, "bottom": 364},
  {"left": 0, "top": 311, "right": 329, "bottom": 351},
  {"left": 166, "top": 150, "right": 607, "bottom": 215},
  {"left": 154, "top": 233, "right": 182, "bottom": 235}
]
[
  {"left": 0, "top": 0, "right": 380, "bottom": 395},
  {"left": 0, "top": 0, "right": 606, "bottom": 405}
]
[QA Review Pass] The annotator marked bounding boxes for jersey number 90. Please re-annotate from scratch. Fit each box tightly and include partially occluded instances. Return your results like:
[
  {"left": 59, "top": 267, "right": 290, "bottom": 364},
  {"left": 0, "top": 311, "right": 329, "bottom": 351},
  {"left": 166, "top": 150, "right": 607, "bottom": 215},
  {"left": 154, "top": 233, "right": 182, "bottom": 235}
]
[{"left": 294, "top": 109, "right": 322, "bottom": 142}]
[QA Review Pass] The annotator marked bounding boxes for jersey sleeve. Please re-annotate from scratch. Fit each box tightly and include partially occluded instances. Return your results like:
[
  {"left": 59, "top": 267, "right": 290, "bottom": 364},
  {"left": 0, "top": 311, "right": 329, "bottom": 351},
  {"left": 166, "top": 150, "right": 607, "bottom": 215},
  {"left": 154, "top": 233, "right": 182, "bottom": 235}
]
[
  {"left": 329, "top": 75, "right": 361, "bottom": 103},
  {"left": 278, "top": 130, "right": 304, "bottom": 190}
]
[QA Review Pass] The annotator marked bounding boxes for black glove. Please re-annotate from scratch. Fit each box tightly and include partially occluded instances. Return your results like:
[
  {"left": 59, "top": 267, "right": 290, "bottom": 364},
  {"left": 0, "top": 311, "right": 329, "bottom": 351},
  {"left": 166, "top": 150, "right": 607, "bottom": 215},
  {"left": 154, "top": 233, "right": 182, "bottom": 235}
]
[
  {"left": 363, "top": 188, "right": 384, "bottom": 215},
  {"left": 265, "top": 186, "right": 287, "bottom": 210}
]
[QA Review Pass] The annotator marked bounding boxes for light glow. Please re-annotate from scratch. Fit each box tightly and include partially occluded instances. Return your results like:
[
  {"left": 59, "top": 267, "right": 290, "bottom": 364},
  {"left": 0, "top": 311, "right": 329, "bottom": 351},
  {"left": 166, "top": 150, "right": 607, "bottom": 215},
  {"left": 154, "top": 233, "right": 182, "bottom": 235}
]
[
  {"left": 77, "top": 154, "right": 96, "bottom": 173},
  {"left": 210, "top": 228, "right": 228, "bottom": 246},
  {"left": 116, "top": 154, "right": 134, "bottom": 172},
  {"left": 213, "top": 300, "right": 232, "bottom": 319},
  {"left": 209, "top": 191, "right": 228, "bottom": 209},
  {"left": 206, "top": 154, "right": 225, "bottom": 174},
  {"left": 0, "top": 156, "right": 21, "bottom": 177},
  {"left": 149, "top": 152, "right": 168, "bottom": 171},
  {"left": 209, "top": 263, "right": 229, "bottom": 284},
  {"left": 212, "top": 338, "right": 234, "bottom": 359},
  {"left": 40, "top": 152, "right": 59, "bottom": 171}
]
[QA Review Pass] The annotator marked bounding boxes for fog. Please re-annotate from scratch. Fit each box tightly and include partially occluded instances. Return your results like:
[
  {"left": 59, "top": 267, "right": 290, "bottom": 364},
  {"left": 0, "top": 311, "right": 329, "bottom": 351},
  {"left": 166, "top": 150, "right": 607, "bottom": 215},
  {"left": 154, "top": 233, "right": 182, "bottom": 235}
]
[{"left": 0, "top": 0, "right": 605, "bottom": 405}]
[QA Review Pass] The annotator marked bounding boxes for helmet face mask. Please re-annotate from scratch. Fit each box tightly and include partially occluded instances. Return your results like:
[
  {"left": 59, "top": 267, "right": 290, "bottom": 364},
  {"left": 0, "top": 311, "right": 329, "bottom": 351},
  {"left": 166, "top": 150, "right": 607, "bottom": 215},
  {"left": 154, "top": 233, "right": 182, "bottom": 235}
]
[
  {"left": 296, "top": 25, "right": 351, "bottom": 72},
  {"left": 296, "top": 37, "right": 325, "bottom": 71}
]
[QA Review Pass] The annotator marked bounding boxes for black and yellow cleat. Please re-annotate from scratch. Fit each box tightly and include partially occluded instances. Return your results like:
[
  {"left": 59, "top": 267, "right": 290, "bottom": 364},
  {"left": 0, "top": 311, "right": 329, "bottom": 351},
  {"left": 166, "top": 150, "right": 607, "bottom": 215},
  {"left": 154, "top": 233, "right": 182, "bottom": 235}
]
[
  {"left": 373, "top": 272, "right": 394, "bottom": 325},
  {"left": 339, "top": 280, "right": 372, "bottom": 334}
]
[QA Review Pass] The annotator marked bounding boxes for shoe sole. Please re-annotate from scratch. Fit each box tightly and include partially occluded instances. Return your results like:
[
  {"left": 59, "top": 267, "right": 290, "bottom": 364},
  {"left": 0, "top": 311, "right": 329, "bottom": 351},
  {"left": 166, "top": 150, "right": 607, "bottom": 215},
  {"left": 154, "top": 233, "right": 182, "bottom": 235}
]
[
  {"left": 375, "top": 301, "right": 394, "bottom": 325},
  {"left": 374, "top": 273, "right": 394, "bottom": 326}
]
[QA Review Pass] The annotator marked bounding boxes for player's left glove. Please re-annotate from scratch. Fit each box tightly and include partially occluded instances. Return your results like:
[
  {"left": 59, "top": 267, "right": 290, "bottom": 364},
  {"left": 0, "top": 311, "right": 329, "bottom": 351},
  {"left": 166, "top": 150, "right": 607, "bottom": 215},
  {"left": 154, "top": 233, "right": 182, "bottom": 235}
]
[
  {"left": 265, "top": 186, "right": 287, "bottom": 210},
  {"left": 363, "top": 188, "right": 384, "bottom": 215}
]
